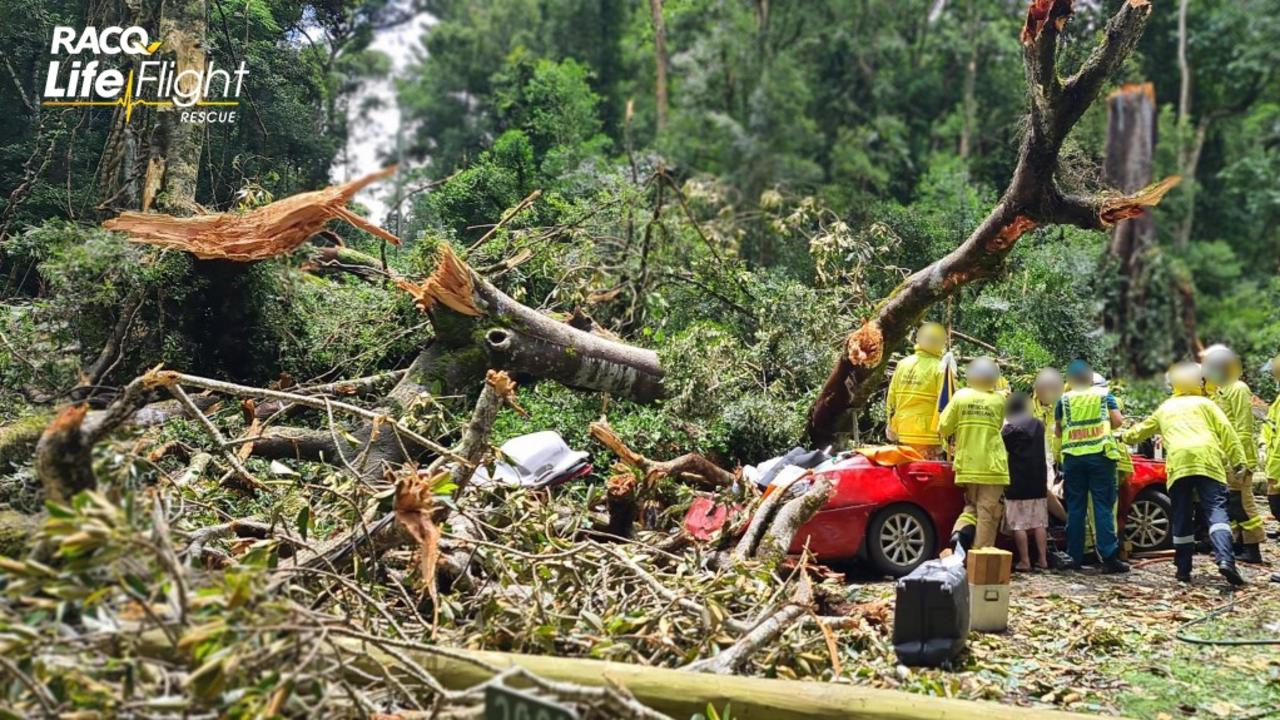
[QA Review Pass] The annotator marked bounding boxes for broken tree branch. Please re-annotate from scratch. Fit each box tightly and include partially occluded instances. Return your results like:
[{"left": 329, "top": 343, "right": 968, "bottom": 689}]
[
  {"left": 588, "top": 418, "right": 735, "bottom": 488},
  {"left": 755, "top": 477, "right": 835, "bottom": 564},
  {"left": 34, "top": 368, "right": 163, "bottom": 502},
  {"left": 684, "top": 575, "right": 814, "bottom": 674},
  {"left": 165, "top": 383, "right": 265, "bottom": 492},
  {"left": 149, "top": 370, "right": 466, "bottom": 465},
  {"left": 104, "top": 167, "right": 400, "bottom": 261},
  {"left": 442, "top": 370, "right": 522, "bottom": 523},
  {"left": 400, "top": 245, "right": 665, "bottom": 404},
  {"left": 806, "top": 0, "right": 1163, "bottom": 446}
]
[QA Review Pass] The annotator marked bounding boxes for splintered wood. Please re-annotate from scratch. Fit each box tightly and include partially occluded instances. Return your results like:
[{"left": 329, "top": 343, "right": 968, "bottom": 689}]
[
  {"left": 104, "top": 167, "right": 401, "bottom": 261},
  {"left": 1021, "top": 0, "right": 1074, "bottom": 45},
  {"left": 1100, "top": 175, "right": 1181, "bottom": 224},
  {"left": 845, "top": 320, "right": 884, "bottom": 367},
  {"left": 397, "top": 243, "right": 481, "bottom": 316}
]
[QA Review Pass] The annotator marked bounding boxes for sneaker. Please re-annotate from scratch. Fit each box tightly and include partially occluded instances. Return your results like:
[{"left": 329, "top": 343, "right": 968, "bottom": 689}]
[
  {"left": 1218, "top": 561, "right": 1247, "bottom": 587},
  {"left": 1101, "top": 557, "right": 1131, "bottom": 574}
]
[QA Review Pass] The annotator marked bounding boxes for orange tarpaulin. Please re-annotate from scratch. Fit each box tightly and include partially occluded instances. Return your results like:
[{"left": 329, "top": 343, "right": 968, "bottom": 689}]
[{"left": 854, "top": 445, "right": 927, "bottom": 466}]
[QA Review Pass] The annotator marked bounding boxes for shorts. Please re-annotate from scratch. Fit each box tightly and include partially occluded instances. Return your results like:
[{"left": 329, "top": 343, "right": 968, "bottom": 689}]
[{"left": 1004, "top": 498, "right": 1048, "bottom": 532}]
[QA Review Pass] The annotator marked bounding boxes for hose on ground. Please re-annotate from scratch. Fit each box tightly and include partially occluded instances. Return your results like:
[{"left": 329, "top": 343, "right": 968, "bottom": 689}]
[{"left": 1175, "top": 591, "right": 1280, "bottom": 646}]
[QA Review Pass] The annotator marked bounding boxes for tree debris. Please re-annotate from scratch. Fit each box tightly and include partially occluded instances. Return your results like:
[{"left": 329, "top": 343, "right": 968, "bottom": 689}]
[{"left": 103, "top": 167, "right": 400, "bottom": 261}]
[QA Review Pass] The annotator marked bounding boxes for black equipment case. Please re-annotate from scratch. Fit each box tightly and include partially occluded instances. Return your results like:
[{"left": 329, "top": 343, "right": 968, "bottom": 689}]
[{"left": 892, "top": 555, "right": 969, "bottom": 667}]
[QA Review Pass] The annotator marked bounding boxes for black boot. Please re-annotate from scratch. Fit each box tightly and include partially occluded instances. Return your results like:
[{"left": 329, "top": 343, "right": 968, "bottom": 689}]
[
  {"left": 1175, "top": 545, "right": 1193, "bottom": 582},
  {"left": 1237, "top": 543, "right": 1264, "bottom": 565},
  {"left": 1218, "top": 560, "right": 1247, "bottom": 587},
  {"left": 1101, "top": 555, "right": 1131, "bottom": 574},
  {"left": 949, "top": 525, "right": 976, "bottom": 554}
]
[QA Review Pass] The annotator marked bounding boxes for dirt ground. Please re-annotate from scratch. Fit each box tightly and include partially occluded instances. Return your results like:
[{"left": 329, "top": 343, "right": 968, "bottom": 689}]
[{"left": 835, "top": 521, "right": 1280, "bottom": 719}]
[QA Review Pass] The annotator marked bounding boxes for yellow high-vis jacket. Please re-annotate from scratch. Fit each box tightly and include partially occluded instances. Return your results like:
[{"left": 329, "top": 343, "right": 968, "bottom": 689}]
[
  {"left": 1032, "top": 397, "right": 1062, "bottom": 462},
  {"left": 1122, "top": 394, "right": 1246, "bottom": 486},
  {"left": 937, "top": 387, "right": 1008, "bottom": 485},
  {"left": 886, "top": 349, "right": 943, "bottom": 447},
  {"left": 1263, "top": 396, "right": 1280, "bottom": 481},
  {"left": 1212, "top": 380, "right": 1258, "bottom": 470}
]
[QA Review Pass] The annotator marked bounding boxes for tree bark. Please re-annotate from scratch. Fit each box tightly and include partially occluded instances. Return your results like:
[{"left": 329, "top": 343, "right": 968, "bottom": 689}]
[
  {"left": 147, "top": 0, "right": 209, "bottom": 216},
  {"left": 649, "top": 0, "right": 669, "bottom": 132},
  {"left": 806, "top": 0, "right": 1166, "bottom": 448},
  {"left": 35, "top": 372, "right": 160, "bottom": 502},
  {"left": 959, "top": 0, "right": 979, "bottom": 160},
  {"left": 1102, "top": 82, "right": 1157, "bottom": 376},
  {"left": 401, "top": 245, "right": 665, "bottom": 404},
  {"left": 1173, "top": 117, "right": 1208, "bottom": 249}
]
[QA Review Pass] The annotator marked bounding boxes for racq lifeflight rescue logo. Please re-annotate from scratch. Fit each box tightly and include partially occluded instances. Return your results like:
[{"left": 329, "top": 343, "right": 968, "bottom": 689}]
[{"left": 41, "top": 26, "right": 246, "bottom": 123}]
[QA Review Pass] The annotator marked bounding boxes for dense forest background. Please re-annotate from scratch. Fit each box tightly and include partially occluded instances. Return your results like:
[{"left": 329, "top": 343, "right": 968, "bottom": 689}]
[{"left": 3, "top": 0, "right": 1279, "bottom": 461}]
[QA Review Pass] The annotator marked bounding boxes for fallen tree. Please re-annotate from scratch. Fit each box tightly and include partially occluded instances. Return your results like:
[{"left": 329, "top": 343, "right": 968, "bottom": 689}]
[
  {"left": 806, "top": 0, "right": 1174, "bottom": 446},
  {"left": 86, "top": 180, "right": 667, "bottom": 479}
]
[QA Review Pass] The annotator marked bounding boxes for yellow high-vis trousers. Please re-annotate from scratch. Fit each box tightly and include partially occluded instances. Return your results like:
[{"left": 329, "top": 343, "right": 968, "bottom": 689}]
[{"left": 1228, "top": 472, "right": 1266, "bottom": 545}]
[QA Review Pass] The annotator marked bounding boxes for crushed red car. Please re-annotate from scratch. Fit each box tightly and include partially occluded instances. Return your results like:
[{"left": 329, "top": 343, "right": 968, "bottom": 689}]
[{"left": 684, "top": 452, "right": 1171, "bottom": 577}]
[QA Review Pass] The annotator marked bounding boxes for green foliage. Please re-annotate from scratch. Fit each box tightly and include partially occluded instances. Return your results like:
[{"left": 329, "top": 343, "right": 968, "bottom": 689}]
[
  {"left": 414, "top": 130, "right": 537, "bottom": 241},
  {"left": 1, "top": 221, "right": 421, "bottom": 390},
  {"left": 494, "top": 54, "right": 611, "bottom": 178}
]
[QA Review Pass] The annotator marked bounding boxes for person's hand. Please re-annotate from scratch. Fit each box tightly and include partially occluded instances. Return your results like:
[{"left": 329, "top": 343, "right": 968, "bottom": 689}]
[
  {"left": 1233, "top": 464, "right": 1247, "bottom": 480},
  {"left": 885, "top": 425, "right": 899, "bottom": 442}
]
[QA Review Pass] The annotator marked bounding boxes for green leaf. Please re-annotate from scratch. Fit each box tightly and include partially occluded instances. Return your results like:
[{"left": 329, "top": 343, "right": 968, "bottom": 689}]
[{"left": 295, "top": 505, "right": 310, "bottom": 540}]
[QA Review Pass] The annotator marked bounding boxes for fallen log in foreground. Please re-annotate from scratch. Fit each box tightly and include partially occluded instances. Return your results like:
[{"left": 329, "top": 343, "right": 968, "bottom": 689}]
[{"left": 344, "top": 642, "right": 1111, "bottom": 720}]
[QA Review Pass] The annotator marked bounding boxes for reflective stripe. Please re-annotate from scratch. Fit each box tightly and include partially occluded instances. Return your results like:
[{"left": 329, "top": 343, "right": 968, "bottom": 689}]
[
  {"left": 1209, "top": 522, "right": 1232, "bottom": 535},
  {"left": 1060, "top": 390, "right": 1108, "bottom": 456},
  {"left": 1242, "top": 516, "right": 1265, "bottom": 530},
  {"left": 958, "top": 512, "right": 977, "bottom": 525},
  {"left": 1173, "top": 534, "right": 1196, "bottom": 545}
]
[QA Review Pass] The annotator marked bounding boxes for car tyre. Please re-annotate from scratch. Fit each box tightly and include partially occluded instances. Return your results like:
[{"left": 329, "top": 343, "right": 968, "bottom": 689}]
[
  {"left": 867, "top": 503, "right": 935, "bottom": 577},
  {"left": 1125, "top": 487, "right": 1173, "bottom": 552}
]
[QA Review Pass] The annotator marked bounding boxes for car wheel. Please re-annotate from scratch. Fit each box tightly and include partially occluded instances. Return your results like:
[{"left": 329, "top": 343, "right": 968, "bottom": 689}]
[
  {"left": 1125, "top": 488, "right": 1173, "bottom": 552},
  {"left": 867, "top": 504, "right": 935, "bottom": 577}
]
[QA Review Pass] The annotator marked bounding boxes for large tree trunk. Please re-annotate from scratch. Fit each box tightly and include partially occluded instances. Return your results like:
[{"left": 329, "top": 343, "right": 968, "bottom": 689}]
[
  {"left": 806, "top": 0, "right": 1169, "bottom": 448},
  {"left": 145, "top": 0, "right": 208, "bottom": 216},
  {"left": 649, "top": 0, "right": 669, "bottom": 133},
  {"left": 399, "top": 245, "right": 665, "bottom": 405},
  {"left": 1172, "top": 0, "right": 1200, "bottom": 250},
  {"left": 1102, "top": 82, "right": 1157, "bottom": 376},
  {"left": 1102, "top": 83, "right": 1199, "bottom": 374},
  {"left": 959, "top": 0, "right": 979, "bottom": 160}
]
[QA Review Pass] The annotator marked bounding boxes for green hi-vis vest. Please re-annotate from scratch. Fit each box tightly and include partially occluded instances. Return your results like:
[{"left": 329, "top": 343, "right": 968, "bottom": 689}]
[{"left": 1061, "top": 389, "right": 1109, "bottom": 457}]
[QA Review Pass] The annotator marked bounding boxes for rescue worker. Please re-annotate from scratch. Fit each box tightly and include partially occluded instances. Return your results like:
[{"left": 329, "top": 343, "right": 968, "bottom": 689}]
[
  {"left": 1032, "top": 368, "right": 1068, "bottom": 524},
  {"left": 1054, "top": 360, "right": 1129, "bottom": 573},
  {"left": 937, "top": 357, "right": 1008, "bottom": 550},
  {"left": 1201, "top": 344, "right": 1266, "bottom": 564},
  {"left": 1261, "top": 355, "right": 1280, "bottom": 532},
  {"left": 1083, "top": 373, "right": 1130, "bottom": 561},
  {"left": 1032, "top": 368, "right": 1064, "bottom": 465},
  {"left": 886, "top": 322, "right": 947, "bottom": 457},
  {"left": 1122, "top": 362, "right": 1247, "bottom": 586}
]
